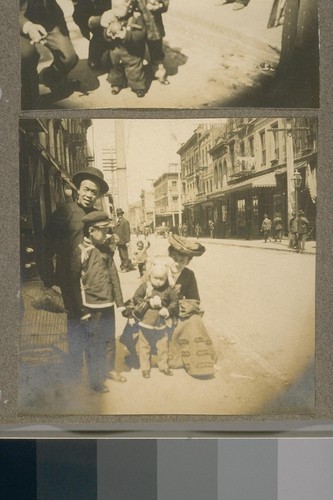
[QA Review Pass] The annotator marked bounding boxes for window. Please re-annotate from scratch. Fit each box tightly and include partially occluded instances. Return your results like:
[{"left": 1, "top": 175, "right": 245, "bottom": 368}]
[
  {"left": 239, "top": 141, "right": 245, "bottom": 157},
  {"left": 214, "top": 165, "right": 218, "bottom": 188},
  {"left": 237, "top": 199, "right": 246, "bottom": 228},
  {"left": 249, "top": 136, "right": 254, "bottom": 156},
  {"left": 271, "top": 122, "right": 279, "bottom": 160},
  {"left": 259, "top": 130, "right": 266, "bottom": 166}
]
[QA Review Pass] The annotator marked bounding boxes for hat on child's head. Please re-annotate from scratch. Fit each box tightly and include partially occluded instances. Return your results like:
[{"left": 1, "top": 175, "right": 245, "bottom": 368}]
[
  {"left": 168, "top": 233, "right": 206, "bottom": 257},
  {"left": 82, "top": 211, "right": 112, "bottom": 228},
  {"left": 298, "top": 210, "right": 305, "bottom": 215},
  {"left": 116, "top": 208, "right": 125, "bottom": 216}
]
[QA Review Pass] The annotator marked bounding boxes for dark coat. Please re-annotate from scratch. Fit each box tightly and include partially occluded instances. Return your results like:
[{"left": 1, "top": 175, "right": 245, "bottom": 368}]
[
  {"left": 136, "top": 0, "right": 169, "bottom": 40},
  {"left": 104, "top": 13, "right": 146, "bottom": 57},
  {"left": 72, "top": 237, "right": 124, "bottom": 312},
  {"left": 73, "top": 0, "right": 112, "bottom": 39},
  {"left": 41, "top": 201, "right": 96, "bottom": 291},
  {"left": 114, "top": 216, "right": 131, "bottom": 245},
  {"left": 19, "top": 0, "right": 69, "bottom": 36},
  {"left": 132, "top": 281, "right": 178, "bottom": 327},
  {"left": 176, "top": 267, "right": 200, "bottom": 301}
]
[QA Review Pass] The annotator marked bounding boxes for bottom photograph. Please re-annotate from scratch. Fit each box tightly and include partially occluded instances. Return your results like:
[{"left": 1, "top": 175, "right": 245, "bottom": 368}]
[{"left": 18, "top": 117, "right": 316, "bottom": 415}]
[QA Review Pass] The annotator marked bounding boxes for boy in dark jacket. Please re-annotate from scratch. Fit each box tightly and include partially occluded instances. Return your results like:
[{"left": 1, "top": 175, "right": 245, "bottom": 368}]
[
  {"left": 100, "top": 0, "right": 147, "bottom": 96},
  {"left": 72, "top": 211, "right": 126, "bottom": 393}
]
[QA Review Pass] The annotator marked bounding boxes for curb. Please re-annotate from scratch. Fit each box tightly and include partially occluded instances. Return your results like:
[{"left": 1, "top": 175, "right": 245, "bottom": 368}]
[{"left": 189, "top": 238, "right": 316, "bottom": 256}]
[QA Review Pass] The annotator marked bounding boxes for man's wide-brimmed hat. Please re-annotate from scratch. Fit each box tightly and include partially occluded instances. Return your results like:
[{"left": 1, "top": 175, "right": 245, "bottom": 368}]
[
  {"left": 168, "top": 233, "right": 206, "bottom": 257},
  {"left": 72, "top": 167, "right": 109, "bottom": 195},
  {"left": 116, "top": 208, "right": 125, "bottom": 215}
]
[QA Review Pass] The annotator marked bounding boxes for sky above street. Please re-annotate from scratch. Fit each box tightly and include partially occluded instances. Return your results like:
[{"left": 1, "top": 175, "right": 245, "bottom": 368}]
[{"left": 88, "top": 119, "right": 226, "bottom": 203}]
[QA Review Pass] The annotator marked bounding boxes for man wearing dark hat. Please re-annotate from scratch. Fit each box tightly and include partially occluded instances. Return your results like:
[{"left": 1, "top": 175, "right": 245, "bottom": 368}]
[
  {"left": 20, "top": 0, "right": 79, "bottom": 109},
  {"left": 40, "top": 166, "right": 109, "bottom": 380},
  {"left": 114, "top": 208, "right": 133, "bottom": 272}
]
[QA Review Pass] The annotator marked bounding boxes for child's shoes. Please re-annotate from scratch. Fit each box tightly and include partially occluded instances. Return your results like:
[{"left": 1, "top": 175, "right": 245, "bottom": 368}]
[
  {"left": 160, "top": 369, "right": 173, "bottom": 376},
  {"left": 134, "top": 89, "right": 146, "bottom": 98},
  {"left": 142, "top": 370, "right": 150, "bottom": 378}
]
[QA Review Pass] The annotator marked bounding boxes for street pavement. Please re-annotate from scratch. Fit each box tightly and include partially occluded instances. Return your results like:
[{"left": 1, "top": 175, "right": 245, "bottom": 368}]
[
  {"left": 36, "top": 0, "right": 283, "bottom": 109},
  {"left": 19, "top": 234, "right": 315, "bottom": 416}
]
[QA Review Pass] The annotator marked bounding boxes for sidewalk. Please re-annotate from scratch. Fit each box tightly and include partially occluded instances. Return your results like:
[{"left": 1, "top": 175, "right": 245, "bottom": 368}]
[{"left": 190, "top": 236, "right": 316, "bottom": 256}]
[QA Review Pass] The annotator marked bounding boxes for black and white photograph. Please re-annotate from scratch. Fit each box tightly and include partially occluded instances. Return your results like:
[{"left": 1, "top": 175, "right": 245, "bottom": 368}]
[
  {"left": 20, "top": 0, "right": 319, "bottom": 110},
  {"left": 19, "top": 117, "right": 316, "bottom": 415}
]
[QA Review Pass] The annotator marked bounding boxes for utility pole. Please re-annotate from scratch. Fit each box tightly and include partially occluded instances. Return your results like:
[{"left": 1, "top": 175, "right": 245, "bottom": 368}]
[{"left": 115, "top": 120, "right": 128, "bottom": 213}]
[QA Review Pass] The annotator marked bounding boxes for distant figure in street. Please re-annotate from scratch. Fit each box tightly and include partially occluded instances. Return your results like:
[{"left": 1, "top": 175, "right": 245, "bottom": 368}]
[
  {"left": 132, "top": 239, "right": 151, "bottom": 277},
  {"left": 273, "top": 213, "right": 283, "bottom": 242},
  {"left": 178, "top": 224, "right": 183, "bottom": 237},
  {"left": 132, "top": 259, "right": 178, "bottom": 378},
  {"left": 289, "top": 211, "right": 298, "bottom": 249},
  {"left": 209, "top": 219, "right": 215, "bottom": 239},
  {"left": 215, "top": 0, "right": 250, "bottom": 11},
  {"left": 261, "top": 214, "right": 272, "bottom": 242},
  {"left": 136, "top": 0, "right": 170, "bottom": 84},
  {"left": 296, "top": 210, "right": 309, "bottom": 253},
  {"left": 182, "top": 223, "right": 188, "bottom": 238},
  {"left": 195, "top": 223, "right": 202, "bottom": 239},
  {"left": 114, "top": 208, "right": 134, "bottom": 272},
  {"left": 20, "top": 0, "right": 79, "bottom": 109},
  {"left": 100, "top": 0, "right": 147, "bottom": 97},
  {"left": 73, "top": 0, "right": 113, "bottom": 70},
  {"left": 72, "top": 211, "right": 126, "bottom": 393}
]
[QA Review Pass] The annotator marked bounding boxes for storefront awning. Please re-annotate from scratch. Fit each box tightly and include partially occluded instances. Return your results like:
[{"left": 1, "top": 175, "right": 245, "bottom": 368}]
[{"left": 227, "top": 171, "right": 276, "bottom": 193}]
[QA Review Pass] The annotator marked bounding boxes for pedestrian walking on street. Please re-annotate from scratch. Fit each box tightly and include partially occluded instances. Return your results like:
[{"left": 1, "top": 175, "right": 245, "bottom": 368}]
[
  {"left": 114, "top": 208, "right": 134, "bottom": 272},
  {"left": 273, "top": 213, "right": 283, "bottom": 242},
  {"left": 289, "top": 211, "right": 298, "bottom": 249},
  {"left": 215, "top": 0, "right": 250, "bottom": 11},
  {"left": 136, "top": 0, "right": 170, "bottom": 84},
  {"left": 40, "top": 166, "right": 109, "bottom": 381},
  {"left": 132, "top": 239, "right": 151, "bottom": 277},
  {"left": 132, "top": 259, "right": 178, "bottom": 378},
  {"left": 296, "top": 209, "right": 309, "bottom": 253},
  {"left": 20, "top": 0, "right": 79, "bottom": 109},
  {"left": 261, "top": 214, "right": 272, "bottom": 242},
  {"left": 195, "top": 223, "right": 202, "bottom": 239},
  {"left": 100, "top": 0, "right": 147, "bottom": 97},
  {"left": 72, "top": 211, "right": 127, "bottom": 393},
  {"left": 209, "top": 219, "right": 215, "bottom": 239}
]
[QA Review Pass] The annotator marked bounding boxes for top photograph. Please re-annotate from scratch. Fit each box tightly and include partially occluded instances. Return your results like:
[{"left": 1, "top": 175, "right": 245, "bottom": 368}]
[{"left": 20, "top": 0, "right": 319, "bottom": 110}]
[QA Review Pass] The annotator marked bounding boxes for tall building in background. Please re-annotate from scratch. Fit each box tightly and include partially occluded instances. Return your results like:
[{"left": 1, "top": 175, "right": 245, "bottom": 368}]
[{"left": 90, "top": 120, "right": 128, "bottom": 216}]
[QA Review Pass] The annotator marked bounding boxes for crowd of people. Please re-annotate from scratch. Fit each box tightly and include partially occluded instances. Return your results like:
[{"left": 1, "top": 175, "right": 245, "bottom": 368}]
[
  {"left": 261, "top": 211, "right": 309, "bottom": 253},
  {"left": 38, "top": 167, "right": 217, "bottom": 393},
  {"left": 20, "top": 0, "right": 170, "bottom": 109}
]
